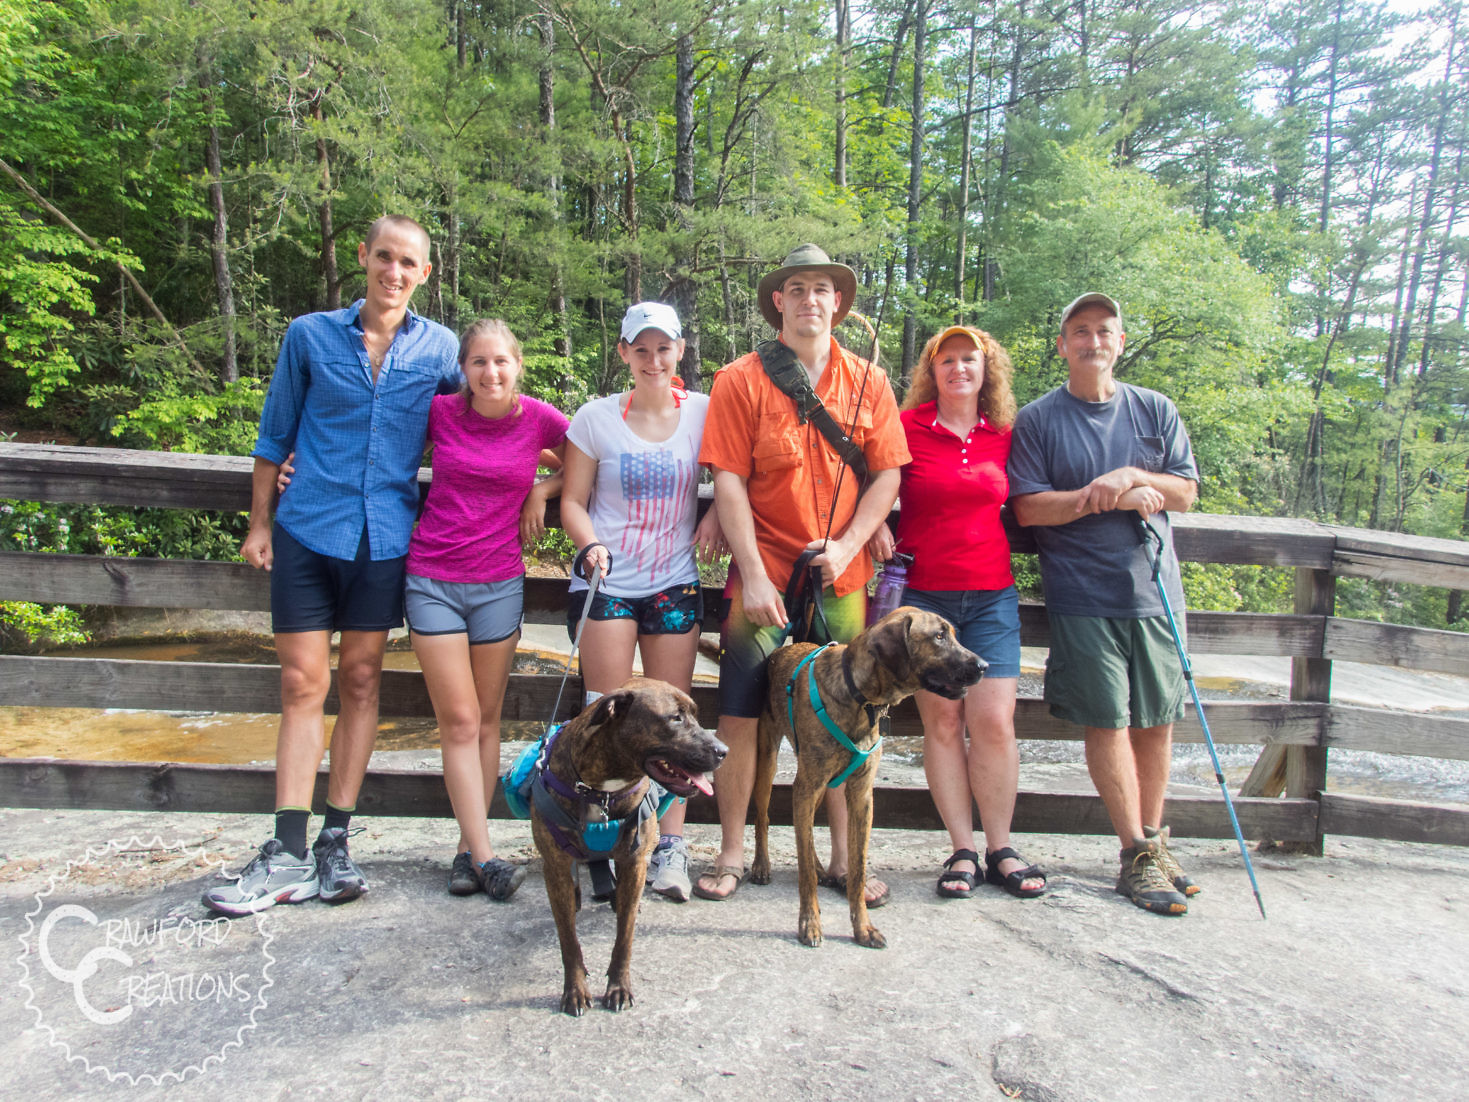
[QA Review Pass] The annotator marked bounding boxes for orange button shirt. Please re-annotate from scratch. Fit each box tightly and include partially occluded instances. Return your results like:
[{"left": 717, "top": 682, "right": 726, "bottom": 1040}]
[{"left": 699, "top": 338, "right": 910, "bottom": 596}]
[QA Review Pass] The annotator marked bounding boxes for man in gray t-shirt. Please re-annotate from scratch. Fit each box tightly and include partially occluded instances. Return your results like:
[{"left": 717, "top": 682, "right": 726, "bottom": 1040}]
[{"left": 1008, "top": 292, "right": 1201, "bottom": 917}]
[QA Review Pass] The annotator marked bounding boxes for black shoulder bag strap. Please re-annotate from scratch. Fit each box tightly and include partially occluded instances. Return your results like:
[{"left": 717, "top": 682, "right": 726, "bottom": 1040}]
[{"left": 755, "top": 339, "right": 869, "bottom": 485}]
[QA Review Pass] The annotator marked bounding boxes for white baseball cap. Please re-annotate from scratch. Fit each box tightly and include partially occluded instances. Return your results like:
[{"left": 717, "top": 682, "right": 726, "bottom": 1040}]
[
  {"left": 1060, "top": 292, "right": 1123, "bottom": 330},
  {"left": 620, "top": 301, "right": 682, "bottom": 342}
]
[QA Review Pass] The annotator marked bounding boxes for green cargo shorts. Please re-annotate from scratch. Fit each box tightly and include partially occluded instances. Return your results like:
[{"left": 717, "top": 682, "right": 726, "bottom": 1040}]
[{"left": 1043, "top": 613, "right": 1186, "bottom": 730}]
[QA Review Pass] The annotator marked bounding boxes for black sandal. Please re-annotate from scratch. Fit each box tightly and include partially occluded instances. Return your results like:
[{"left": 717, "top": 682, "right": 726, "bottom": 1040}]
[
  {"left": 984, "top": 847, "right": 1047, "bottom": 898},
  {"left": 937, "top": 848, "right": 981, "bottom": 899}
]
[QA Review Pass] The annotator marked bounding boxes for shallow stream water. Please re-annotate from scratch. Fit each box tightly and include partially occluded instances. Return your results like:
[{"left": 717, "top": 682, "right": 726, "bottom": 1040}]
[{"left": 5, "top": 636, "right": 1468, "bottom": 806}]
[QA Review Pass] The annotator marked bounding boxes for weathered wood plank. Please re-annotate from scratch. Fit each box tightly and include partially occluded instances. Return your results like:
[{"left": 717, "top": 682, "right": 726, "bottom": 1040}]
[
  {"left": 0, "top": 656, "right": 1328, "bottom": 747},
  {"left": 1330, "top": 524, "right": 1469, "bottom": 588},
  {"left": 0, "top": 443, "right": 256, "bottom": 510},
  {"left": 1325, "top": 705, "right": 1469, "bottom": 761},
  {"left": 1171, "top": 513, "right": 1335, "bottom": 568},
  {"left": 0, "top": 758, "right": 1320, "bottom": 840},
  {"left": 1318, "top": 792, "right": 1469, "bottom": 846},
  {"left": 1323, "top": 617, "right": 1469, "bottom": 678},
  {"left": 0, "top": 552, "right": 272, "bottom": 610}
]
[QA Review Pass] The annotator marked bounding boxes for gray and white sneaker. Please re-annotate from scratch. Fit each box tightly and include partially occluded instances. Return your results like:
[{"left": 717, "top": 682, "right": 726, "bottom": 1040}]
[
  {"left": 313, "top": 827, "right": 368, "bottom": 903},
  {"left": 203, "top": 839, "right": 319, "bottom": 916},
  {"left": 648, "top": 837, "right": 692, "bottom": 903}
]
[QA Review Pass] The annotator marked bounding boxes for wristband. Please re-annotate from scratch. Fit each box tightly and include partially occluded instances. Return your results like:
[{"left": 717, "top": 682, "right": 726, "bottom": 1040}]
[{"left": 572, "top": 542, "right": 612, "bottom": 581}]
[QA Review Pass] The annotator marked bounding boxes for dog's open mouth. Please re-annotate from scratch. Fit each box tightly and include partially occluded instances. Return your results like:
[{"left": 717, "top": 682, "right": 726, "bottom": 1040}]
[{"left": 645, "top": 757, "right": 715, "bottom": 798}]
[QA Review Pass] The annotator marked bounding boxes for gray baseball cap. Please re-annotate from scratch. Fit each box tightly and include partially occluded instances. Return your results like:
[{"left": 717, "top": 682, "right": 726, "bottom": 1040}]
[{"left": 1060, "top": 292, "right": 1123, "bottom": 330}]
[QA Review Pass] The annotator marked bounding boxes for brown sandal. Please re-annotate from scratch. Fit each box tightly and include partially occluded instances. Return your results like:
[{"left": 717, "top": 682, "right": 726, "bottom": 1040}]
[{"left": 692, "top": 864, "right": 744, "bottom": 901}]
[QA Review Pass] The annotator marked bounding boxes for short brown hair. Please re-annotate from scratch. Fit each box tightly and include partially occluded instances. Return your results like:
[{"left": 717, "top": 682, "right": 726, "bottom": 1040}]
[
  {"left": 902, "top": 325, "right": 1017, "bottom": 429},
  {"left": 364, "top": 214, "right": 430, "bottom": 252}
]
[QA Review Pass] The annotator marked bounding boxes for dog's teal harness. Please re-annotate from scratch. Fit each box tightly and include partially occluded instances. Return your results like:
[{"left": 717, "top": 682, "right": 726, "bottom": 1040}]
[
  {"left": 502, "top": 726, "right": 675, "bottom": 898},
  {"left": 785, "top": 642, "right": 882, "bottom": 788}
]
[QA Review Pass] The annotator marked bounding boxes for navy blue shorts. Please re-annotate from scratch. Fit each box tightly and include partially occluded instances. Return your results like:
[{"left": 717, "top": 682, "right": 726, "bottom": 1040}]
[
  {"left": 900, "top": 585, "right": 1021, "bottom": 678},
  {"left": 565, "top": 582, "right": 703, "bottom": 641},
  {"left": 270, "top": 525, "right": 406, "bottom": 634}
]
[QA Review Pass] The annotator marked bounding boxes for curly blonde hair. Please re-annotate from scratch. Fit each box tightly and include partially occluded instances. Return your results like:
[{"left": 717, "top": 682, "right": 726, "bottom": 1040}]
[{"left": 901, "top": 325, "right": 1016, "bottom": 428}]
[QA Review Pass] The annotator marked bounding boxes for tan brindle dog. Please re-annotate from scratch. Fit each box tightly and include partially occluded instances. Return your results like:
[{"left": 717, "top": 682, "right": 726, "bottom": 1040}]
[
  {"left": 750, "top": 608, "right": 985, "bottom": 948},
  {"left": 531, "top": 678, "right": 726, "bottom": 1015}
]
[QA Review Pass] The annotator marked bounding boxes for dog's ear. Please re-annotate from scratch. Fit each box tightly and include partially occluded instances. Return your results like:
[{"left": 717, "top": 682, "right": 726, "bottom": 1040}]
[
  {"left": 586, "top": 689, "right": 630, "bottom": 728},
  {"left": 866, "top": 607, "right": 915, "bottom": 684}
]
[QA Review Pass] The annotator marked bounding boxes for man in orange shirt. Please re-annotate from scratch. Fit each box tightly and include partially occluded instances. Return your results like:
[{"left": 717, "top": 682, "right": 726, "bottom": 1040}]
[{"left": 694, "top": 245, "right": 910, "bottom": 902}]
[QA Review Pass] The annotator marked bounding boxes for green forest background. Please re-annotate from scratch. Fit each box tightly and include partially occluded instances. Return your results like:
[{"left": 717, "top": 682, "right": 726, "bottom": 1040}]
[{"left": 3, "top": 0, "right": 1468, "bottom": 638}]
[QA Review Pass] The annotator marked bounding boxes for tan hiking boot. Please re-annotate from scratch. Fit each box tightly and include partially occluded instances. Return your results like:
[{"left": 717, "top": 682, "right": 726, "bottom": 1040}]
[
  {"left": 1116, "top": 839, "right": 1188, "bottom": 916},
  {"left": 1144, "top": 824, "right": 1200, "bottom": 897}
]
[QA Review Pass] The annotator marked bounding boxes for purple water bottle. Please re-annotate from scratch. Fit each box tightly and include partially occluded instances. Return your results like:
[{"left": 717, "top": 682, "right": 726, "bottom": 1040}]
[{"left": 868, "top": 552, "right": 913, "bottom": 626}]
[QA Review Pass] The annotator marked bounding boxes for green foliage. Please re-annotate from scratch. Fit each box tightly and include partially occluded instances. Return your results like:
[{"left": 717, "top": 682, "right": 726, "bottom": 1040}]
[
  {"left": 1, "top": 500, "right": 246, "bottom": 561},
  {"left": 0, "top": 601, "right": 89, "bottom": 650}
]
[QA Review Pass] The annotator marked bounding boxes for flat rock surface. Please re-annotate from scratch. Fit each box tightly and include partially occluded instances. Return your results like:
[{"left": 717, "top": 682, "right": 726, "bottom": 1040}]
[{"left": 1, "top": 805, "right": 1465, "bottom": 1100}]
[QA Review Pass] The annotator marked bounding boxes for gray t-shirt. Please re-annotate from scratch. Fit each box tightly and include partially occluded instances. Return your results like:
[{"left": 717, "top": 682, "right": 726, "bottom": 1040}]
[{"left": 1007, "top": 382, "right": 1198, "bottom": 619}]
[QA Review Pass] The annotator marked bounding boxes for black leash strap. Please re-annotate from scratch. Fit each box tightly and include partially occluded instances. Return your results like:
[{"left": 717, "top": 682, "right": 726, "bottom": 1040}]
[
  {"left": 781, "top": 546, "right": 830, "bottom": 645},
  {"left": 755, "top": 339, "right": 869, "bottom": 485}
]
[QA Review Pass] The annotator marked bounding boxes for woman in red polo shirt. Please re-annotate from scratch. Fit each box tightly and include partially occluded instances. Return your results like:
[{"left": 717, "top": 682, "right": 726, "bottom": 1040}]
[{"left": 872, "top": 325, "right": 1046, "bottom": 899}]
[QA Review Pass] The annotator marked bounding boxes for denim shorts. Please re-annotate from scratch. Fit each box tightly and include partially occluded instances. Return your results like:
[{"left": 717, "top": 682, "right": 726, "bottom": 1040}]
[
  {"left": 405, "top": 573, "right": 523, "bottom": 645},
  {"left": 565, "top": 582, "right": 703, "bottom": 641},
  {"left": 899, "top": 585, "right": 1021, "bottom": 678},
  {"left": 270, "top": 525, "right": 405, "bottom": 634}
]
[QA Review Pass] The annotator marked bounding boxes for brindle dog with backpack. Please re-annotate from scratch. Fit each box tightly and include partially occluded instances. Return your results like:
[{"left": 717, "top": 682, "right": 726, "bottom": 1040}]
[
  {"left": 749, "top": 608, "right": 985, "bottom": 948},
  {"left": 529, "top": 678, "right": 726, "bottom": 1015}
]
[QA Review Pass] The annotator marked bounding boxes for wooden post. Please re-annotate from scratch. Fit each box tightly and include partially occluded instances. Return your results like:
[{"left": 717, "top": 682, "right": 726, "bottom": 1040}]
[
  {"left": 1240, "top": 565, "right": 1334, "bottom": 855},
  {"left": 1287, "top": 566, "right": 1334, "bottom": 853}
]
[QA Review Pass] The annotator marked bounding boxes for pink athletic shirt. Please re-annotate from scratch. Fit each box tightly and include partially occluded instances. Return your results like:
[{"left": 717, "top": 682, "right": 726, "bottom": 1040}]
[{"left": 407, "top": 393, "right": 568, "bottom": 583}]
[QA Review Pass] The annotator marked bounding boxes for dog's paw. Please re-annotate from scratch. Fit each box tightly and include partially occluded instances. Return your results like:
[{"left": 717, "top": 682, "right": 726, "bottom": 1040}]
[
  {"left": 601, "top": 982, "right": 635, "bottom": 1012},
  {"left": 560, "top": 980, "right": 593, "bottom": 1017},
  {"left": 854, "top": 923, "right": 886, "bottom": 950},
  {"left": 748, "top": 859, "right": 771, "bottom": 885},
  {"left": 798, "top": 914, "right": 823, "bottom": 948}
]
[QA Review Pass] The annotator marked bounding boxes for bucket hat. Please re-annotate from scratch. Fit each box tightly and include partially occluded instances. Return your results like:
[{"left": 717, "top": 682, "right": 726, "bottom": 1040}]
[{"left": 756, "top": 244, "right": 858, "bottom": 330}]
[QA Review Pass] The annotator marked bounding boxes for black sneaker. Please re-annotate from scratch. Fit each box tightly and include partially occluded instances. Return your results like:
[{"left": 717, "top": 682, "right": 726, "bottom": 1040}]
[
  {"left": 448, "top": 850, "right": 481, "bottom": 896},
  {"left": 313, "top": 827, "right": 368, "bottom": 903},
  {"left": 1116, "top": 839, "right": 1188, "bottom": 916}
]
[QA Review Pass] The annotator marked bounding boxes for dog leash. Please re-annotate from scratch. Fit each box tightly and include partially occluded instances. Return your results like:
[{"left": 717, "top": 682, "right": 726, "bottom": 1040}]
[{"left": 548, "top": 559, "right": 605, "bottom": 725}]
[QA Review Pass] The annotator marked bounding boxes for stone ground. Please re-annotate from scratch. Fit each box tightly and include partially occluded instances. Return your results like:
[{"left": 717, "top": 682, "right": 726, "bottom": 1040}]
[{"left": 1, "top": 804, "right": 1465, "bottom": 1101}]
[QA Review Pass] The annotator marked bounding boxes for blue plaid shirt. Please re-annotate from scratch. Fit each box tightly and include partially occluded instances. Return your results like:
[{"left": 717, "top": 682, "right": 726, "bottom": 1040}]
[{"left": 252, "top": 301, "right": 461, "bottom": 561}]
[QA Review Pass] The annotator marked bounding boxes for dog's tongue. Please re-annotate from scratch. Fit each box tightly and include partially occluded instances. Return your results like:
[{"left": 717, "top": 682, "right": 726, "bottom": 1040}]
[{"left": 691, "top": 771, "right": 714, "bottom": 797}]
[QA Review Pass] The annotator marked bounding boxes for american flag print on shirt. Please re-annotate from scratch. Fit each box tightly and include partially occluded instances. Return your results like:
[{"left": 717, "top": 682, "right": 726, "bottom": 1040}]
[{"left": 619, "top": 449, "right": 697, "bottom": 579}]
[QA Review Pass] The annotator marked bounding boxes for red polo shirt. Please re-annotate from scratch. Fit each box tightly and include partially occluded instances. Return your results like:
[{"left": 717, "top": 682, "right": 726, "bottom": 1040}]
[{"left": 895, "top": 401, "right": 1014, "bottom": 591}]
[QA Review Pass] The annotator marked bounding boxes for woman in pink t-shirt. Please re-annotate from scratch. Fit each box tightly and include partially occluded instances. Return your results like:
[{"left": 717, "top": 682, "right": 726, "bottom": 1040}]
[
  {"left": 405, "top": 319, "right": 568, "bottom": 902},
  {"left": 871, "top": 325, "right": 1045, "bottom": 900}
]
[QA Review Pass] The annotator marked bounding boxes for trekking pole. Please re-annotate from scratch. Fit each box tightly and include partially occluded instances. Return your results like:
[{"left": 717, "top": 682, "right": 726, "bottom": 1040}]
[{"left": 1136, "top": 515, "right": 1267, "bottom": 920}]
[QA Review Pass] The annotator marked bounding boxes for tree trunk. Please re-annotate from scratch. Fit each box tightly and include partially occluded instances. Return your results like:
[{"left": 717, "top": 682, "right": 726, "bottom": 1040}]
[
  {"left": 674, "top": 31, "right": 701, "bottom": 389},
  {"left": 954, "top": 13, "right": 978, "bottom": 321},
  {"left": 311, "top": 97, "right": 339, "bottom": 310},
  {"left": 197, "top": 47, "right": 236, "bottom": 384},
  {"left": 537, "top": 13, "right": 571, "bottom": 364},
  {"left": 901, "top": 0, "right": 927, "bottom": 374},
  {"left": 834, "top": 0, "right": 848, "bottom": 189}
]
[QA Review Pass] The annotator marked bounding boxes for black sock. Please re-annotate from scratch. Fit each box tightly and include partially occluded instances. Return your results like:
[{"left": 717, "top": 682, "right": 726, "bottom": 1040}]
[
  {"left": 322, "top": 802, "right": 353, "bottom": 833},
  {"left": 274, "top": 808, "right": 310, "bottom": 860}
]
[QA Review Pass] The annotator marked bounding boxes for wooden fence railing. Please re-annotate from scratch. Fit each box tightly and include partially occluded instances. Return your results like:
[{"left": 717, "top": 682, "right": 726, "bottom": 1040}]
[{"left": 3, "top": 442, "right": 1468, "bottom": 850}]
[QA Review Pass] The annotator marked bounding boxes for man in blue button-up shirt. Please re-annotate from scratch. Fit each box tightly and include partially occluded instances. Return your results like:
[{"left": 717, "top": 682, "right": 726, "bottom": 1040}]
[{"left": 205, "top": 216, "right": 461, "bottom": 917}]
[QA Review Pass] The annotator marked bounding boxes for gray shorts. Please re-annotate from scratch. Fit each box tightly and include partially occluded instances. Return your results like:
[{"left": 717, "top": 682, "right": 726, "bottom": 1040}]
[
  {"left": 1044, "top": 613, "right": 1185, "bottom": 730},
  {"left": 404, "top": 574, "right": 523, "bottom": 645}
]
